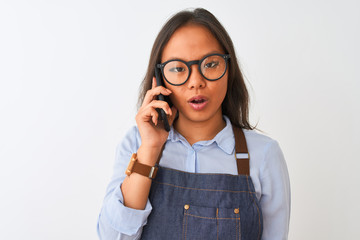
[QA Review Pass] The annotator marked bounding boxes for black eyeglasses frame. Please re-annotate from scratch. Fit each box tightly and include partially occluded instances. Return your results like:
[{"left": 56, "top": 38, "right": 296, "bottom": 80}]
[{"left": 156, "top": 53, "right": 231, "bottom": 86}]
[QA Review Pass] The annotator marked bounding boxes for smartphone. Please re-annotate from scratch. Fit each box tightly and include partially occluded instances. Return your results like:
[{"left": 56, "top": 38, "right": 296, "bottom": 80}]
[{"left": 154, "top": 66, "right": 171, "bottom": 132}]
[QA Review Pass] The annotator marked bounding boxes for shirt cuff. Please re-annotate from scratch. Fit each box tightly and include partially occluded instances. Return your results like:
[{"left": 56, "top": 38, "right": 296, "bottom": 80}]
[{"left": 102, "top": 183, "right": 152, "bottom": 236}]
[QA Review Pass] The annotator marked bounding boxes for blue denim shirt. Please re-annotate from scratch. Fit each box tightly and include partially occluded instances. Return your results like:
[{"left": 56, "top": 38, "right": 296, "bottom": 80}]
[{"left": 97, "top": 116, "right": 291, "bottom": 239}]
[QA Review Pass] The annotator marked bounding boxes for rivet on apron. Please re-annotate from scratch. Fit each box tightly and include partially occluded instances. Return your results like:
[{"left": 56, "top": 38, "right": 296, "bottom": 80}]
[
  {"left": 234, "top": 208, "right": 239, "bottom": 214},
  {"left": 184, "top": 204, "right": 190, "bottom": 210}
]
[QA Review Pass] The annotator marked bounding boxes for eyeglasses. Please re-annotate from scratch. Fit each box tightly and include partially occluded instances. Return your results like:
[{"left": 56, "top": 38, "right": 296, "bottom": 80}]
[{"left": 156, "top": 53, "right": 230, "bottom": 86}]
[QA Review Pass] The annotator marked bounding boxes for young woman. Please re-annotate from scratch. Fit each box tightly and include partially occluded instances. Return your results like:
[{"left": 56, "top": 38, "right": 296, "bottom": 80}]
[{"left": 97, "top": 8, "right": 290, "bottom": 240}]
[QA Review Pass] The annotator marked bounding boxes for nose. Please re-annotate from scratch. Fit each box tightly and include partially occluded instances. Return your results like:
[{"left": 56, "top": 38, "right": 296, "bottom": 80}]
[{"left": 187, "top": 64, "right": 206, "bottom": 89}]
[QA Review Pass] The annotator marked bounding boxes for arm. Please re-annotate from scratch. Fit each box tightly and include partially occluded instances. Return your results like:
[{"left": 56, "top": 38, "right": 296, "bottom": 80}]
[
  {"left": 260, "top": 140, "right": 291, "bottom": 240},
  {"left": 97, "top": 78, "right": 177, "bottom": 239},
  {"left": 121, "top": 77, "right": 177, "bottom": 210},
  {"left": 97, "top": 127, "right": 153, "bottom": 239}
]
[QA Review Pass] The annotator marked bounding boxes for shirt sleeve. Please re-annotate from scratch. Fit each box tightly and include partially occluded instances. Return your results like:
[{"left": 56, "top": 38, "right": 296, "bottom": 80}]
[
  {"left": 97, "top": 126, "right": 152, "bottom": 240},
  {"left": 260, "top": 140, "right": 291, "bottom": 240}
]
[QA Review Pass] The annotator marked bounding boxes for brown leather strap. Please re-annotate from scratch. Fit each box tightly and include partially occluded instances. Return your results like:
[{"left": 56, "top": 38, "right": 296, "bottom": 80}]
[
  {"left": 126, "top": 153, "right": 158, "bottom": 179},
  {"left": 125, "top": 143, "right": 165, "bottom": 179},
  {"left": 232, "top": 125, "right": 250, "bottom": 176},
  {"left": 133, "top": 161, "right": 158, "bottom": 179}
]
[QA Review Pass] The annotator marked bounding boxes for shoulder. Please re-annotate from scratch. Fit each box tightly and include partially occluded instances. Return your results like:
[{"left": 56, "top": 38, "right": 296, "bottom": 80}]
[
  {"left": 242, "top": 129, "right": 285, "bottom": 171},
  {"left": 243, "top": 128, "right": 279, "bottom": 151}
]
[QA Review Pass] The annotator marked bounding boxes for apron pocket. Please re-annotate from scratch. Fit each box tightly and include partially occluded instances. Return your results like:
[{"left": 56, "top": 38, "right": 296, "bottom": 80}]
[{"left": 182, "top": 204, "right": 241, "bottom": 240}]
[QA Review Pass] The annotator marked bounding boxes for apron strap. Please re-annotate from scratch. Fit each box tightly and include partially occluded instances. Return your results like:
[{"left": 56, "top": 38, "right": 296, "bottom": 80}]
[{"left": 232, "top": 125, "right": 250, "bottom": 176}]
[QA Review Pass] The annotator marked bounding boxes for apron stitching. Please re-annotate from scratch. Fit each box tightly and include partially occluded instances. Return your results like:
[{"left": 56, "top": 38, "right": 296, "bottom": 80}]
[
  {"left": 185, "top": 210, "right": 189, "bottom": 240},
  {"left": 185, "top": 211, "right": 188, "bottom": 240},
  {"left": 182, "top": 211, "right": 185, "bottom": 240},
  {"left": 184, "top": 212, "right": 240, "bottom": 220},
  {"left": 182, "top": 208, "right": 188, "bottom": 240},
  {"left": 254, "top": 203, "right": 261, "bottom": 240},
  {"left": 235, "top": 208, "right": 241, "bottom": 240},
  {"left": 246, "top": 175, "right": 261, "bottom": 240},
  {"left": 153, "top": 180, "right": 255, "bottom": 193},
  {"left": 239, "top": 211, "right": 241, "bottom": 240},
  {"left": 236, "top": 216, "right": 238, "bottom": 240},
  {"left": 216, "top": 208, "right": 219, "bottom": 240}
]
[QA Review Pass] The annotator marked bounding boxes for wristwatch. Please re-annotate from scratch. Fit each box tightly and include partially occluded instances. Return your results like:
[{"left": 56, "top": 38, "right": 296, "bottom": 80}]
[{"left": 125, "top": 153, "right": 158, "bottom": 179}]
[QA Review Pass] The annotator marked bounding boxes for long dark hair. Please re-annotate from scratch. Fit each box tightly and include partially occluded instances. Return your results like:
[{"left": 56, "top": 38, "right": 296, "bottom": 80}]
[{"left": 138, "top": 8, "right": 256, "bottom": 130}]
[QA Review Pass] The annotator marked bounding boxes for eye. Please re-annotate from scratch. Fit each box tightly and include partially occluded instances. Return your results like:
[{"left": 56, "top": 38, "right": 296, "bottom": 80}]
[
  {"left": 204, "top": 61, "right": 219, "bottom": 68},
  {"left": 169, "top": 67, "right": 186, "bottom": 73}
]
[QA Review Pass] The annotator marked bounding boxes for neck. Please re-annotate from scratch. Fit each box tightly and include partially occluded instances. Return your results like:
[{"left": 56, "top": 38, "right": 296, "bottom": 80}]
[{"left": 174, "top": 112, "right": 226, "bottom": 146}]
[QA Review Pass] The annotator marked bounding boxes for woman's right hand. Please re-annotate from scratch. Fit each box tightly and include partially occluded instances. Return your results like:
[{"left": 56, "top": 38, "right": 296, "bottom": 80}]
[
  {"left": 121, "top": 78, "right": 177, "bottom": 210},
  {"left": 135, "top": 77, "right": 177, "bottom": 163}
]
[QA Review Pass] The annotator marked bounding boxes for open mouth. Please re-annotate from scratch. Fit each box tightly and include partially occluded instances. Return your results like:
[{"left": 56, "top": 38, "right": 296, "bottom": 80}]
[
  {"left": 188, "top": 96, "right": 208, "bottom": 110},
  {"left": 190, "top": 99, "right": 206, "bottom": 104}
]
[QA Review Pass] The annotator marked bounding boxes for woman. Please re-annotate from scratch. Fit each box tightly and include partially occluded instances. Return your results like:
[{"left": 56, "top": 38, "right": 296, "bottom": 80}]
[{"left": 97, "top": 8, "right": 290, "bottom": 240}]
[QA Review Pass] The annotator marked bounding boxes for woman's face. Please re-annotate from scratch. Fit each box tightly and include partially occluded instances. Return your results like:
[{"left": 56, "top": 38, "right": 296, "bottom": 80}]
[{"left": 161, "top": 24, "right": 228, "bottom": 125}]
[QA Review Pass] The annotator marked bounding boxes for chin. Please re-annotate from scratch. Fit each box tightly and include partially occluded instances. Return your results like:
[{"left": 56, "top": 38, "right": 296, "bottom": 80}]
[{"left": 180, "top": 109, "right": 222, "bottom": 124}]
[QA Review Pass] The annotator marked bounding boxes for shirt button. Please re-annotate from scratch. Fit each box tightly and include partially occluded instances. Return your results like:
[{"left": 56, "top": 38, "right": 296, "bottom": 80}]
[
  {"left": 234, "top": 208, "right": 239, "bottom": 214},
  {"left": 184, "top": 204, "right": 190, "bottom": 210}
]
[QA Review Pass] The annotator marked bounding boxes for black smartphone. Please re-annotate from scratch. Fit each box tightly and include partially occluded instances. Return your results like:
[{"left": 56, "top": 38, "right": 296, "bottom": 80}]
[{"left": 154, "top": 66, "right": 171, "bottom": 132}]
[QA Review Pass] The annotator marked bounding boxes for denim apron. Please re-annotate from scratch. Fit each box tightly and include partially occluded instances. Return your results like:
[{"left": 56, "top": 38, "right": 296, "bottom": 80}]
[{"left": 141, "top": 126, "right": 263, "bottom": 240}]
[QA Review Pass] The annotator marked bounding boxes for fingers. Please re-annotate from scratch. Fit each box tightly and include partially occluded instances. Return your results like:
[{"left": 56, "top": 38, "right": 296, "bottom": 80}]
[
  {"left": 137, "top": 100, "right": 173, "bottom": 123},
  {"left": 138, "top": 77, "right": 174, "bottom": 128},
  {"left": 137, "top": 106, "right": 159, "bottom": 126},
  {"left": 148, "top": 100, "right": 172, "bottom": 116},
  {"left": 143, "top": 84, "right": 172, "bottom": 106}
]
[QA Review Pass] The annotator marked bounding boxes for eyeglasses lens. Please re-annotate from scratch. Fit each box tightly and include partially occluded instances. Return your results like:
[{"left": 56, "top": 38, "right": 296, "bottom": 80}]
[
  {"left": 201, "top": 55, "right": 226, "bottom": 81},
  {"left": 163, "top": 61, "right": 188, "bottom": 85}
]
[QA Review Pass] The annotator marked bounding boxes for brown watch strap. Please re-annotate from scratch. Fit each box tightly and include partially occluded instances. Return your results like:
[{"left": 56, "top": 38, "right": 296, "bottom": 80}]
[{"left": 125, "top": 153, "right": 158, "bottom": 179}]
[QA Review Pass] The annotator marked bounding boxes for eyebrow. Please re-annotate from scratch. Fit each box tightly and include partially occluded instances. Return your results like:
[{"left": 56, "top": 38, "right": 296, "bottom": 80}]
[{"left": 163, "top": 51, "right": 224, "bottom": 62}]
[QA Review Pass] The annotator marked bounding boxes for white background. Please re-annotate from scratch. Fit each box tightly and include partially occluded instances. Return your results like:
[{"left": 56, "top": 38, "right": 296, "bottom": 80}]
[{"left": 0, "top": 0, "right": 359, "bottom": 239}]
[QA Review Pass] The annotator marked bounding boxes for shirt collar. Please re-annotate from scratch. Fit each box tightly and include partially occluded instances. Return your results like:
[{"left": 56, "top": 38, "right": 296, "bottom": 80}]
[{"left": 167, "top": 115, "right": 235, "bottom": 155}]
